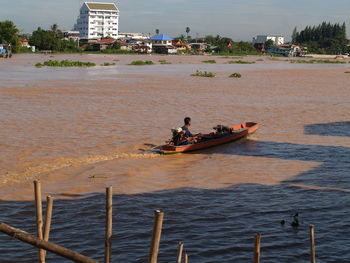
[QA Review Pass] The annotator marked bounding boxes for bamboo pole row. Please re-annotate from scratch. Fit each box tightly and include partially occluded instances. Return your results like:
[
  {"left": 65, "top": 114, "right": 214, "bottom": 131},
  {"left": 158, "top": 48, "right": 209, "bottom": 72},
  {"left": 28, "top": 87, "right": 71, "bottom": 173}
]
[
  {"left": 1, "top": 181, "right": 112, "bottom": 263},
  {"left": 1, "top": 182, "right": 318, "bottom": 263},
  {"left": 0, "top": 222, "right": 99, "bottom": 263}
]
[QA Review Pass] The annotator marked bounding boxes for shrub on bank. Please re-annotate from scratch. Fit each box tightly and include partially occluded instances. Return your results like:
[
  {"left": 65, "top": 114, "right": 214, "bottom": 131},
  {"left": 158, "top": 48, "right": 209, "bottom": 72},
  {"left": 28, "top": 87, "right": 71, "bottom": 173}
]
[
  {"left": 35, "top": 60, "right": 96, "bottom": 67},
  {"left": 129, "top": 60, "right": 154, "bottom": 65},
  {"left": 191, "top": 70, "right": 215, "bottom": 77}
]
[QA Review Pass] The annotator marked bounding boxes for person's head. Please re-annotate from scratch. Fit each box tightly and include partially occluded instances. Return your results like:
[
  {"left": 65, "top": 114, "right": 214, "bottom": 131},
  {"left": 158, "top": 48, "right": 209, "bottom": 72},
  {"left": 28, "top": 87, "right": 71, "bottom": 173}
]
[{"left": 184, "top": 117, "right": 191, "bottom": 126}]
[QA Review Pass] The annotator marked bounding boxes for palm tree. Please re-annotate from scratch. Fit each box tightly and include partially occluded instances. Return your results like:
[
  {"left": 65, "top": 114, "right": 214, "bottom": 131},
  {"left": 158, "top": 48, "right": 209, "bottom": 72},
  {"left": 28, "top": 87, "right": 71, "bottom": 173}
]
[
  {"left": 51, "top": 24, "right": 58, "bottom": 33},
  {"left": 178, "top": 34, "right": 186, "bottom": 43},
  {"left": 186, "top": 27, "right": 190, "bottom": 41}
]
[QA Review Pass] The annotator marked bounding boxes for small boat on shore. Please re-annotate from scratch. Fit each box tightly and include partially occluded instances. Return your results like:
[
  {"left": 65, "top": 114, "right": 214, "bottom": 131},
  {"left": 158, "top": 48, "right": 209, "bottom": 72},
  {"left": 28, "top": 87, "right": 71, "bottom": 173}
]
[{"left": 156, "top": 122, "right": 259, "bottom": 154}]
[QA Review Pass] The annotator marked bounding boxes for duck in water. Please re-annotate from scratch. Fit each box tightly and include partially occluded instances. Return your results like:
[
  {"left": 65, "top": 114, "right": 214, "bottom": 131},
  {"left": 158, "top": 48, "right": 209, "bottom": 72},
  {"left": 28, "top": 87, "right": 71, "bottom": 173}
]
[{"left": 291, "top": 212, "right": 299, "bottom": 227}]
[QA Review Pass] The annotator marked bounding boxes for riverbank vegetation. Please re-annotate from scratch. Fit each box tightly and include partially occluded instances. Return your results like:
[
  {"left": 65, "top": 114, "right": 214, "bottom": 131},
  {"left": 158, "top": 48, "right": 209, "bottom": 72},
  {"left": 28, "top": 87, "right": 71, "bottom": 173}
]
[
  {"left": 0, "top": 20, "right": 20, "bottom": 52},
  {"left": 35, "top": 60, "right": 96, "bottom": 67},
  {"left": 290, "top": 59, "right": 347, "bottom": 64},
  {"left": 204, "top": 35, "right": 259, "bottom": 55},
  {"left": 30, "top": 24, "right": 80, "bottom": 52},
  {"left": 292, "top": 22, "right": 349, "bottom": 54},
  {"left": 191, "top": 70, "right": 215, "bottom": 77}
]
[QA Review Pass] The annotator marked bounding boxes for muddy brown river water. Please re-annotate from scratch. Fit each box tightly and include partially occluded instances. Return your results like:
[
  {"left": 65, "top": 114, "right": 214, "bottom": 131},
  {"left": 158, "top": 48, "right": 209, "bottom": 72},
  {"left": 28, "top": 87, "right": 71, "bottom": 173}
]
[{"left": 0, "top": 54, "right": 350, "bottom": 262}]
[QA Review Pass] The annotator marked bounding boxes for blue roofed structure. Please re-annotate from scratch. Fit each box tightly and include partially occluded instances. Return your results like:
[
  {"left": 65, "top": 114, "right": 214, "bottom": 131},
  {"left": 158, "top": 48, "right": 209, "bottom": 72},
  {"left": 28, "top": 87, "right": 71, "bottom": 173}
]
[
  {"left": 149, "top": 34, "right": 173, "bottom": 41},
  {"left": 149, "top": 34, "right": 177, "bottom": 54}
]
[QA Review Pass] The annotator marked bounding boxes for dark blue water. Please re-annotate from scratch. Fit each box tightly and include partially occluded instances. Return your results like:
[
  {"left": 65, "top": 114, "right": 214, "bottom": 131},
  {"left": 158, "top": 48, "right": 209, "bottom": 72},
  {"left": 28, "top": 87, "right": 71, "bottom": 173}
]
[
  {"left": 0, "top": 185, "right": 349, "bottom": 263},
  {"left": 1, "top": 121, "right": 350, "bottom": 263}
]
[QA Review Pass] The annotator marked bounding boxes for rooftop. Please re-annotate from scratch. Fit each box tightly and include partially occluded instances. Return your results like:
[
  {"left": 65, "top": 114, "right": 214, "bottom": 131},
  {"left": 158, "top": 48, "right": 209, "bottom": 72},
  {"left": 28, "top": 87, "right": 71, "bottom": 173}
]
[
  {"left": 149, "top": 34, "right": 173, "bottom": 41},
  {"left": 96, "top": 38, "right": 116, "bottom": 44},
  {"left": 85, "top": 2, "right": 118, "bottom": 11}
]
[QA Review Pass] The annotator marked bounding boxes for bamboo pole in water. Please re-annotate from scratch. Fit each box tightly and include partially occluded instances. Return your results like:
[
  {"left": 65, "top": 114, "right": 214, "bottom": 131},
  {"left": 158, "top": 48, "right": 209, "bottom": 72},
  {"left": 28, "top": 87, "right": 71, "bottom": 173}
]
[
  {"left": 0, "top": 222, "right": 99, "bottom": 263},
  {"left": 43, "top": 195, "right": 53, "bottom": 258},
  {"left": 105, "top": 186, "right": 113, "bottom": 263},
  {"left": 310, "top": 225, "right": 316, "bottom": 263},
  {"left": 149, "top": 210, "right": 164, "bottom": 263},
  {"left": 184, "top": 253, "right": 188, "bottom": 263},
  {"left": 253, "top": 233, "right": 261, "bottom": 263},
  {"left": 34, "top": 180, "right": 45, "bottom": 263},
  {"left": 176, "top": 242, "right": 184, "bottom": 263}
]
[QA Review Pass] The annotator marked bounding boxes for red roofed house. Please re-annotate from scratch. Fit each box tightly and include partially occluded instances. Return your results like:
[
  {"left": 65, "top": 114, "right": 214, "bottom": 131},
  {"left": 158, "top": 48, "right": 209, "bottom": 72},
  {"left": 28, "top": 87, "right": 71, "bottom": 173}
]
[{"left": 92, "top": 38, "right": 116, "bottom": 50}]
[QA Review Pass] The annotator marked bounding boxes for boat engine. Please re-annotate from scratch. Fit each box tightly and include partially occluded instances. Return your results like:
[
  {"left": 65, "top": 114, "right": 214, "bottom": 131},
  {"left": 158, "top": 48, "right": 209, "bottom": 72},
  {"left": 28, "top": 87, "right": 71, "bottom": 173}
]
[{"left": 169, "top": 127, "right": 184, "bottom": 146}]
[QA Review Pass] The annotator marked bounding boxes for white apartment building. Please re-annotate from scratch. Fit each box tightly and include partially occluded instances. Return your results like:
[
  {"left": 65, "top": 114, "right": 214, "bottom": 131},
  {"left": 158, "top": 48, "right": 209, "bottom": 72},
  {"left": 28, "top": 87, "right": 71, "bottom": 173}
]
[
  {"left": 252, "top": 35, "right": 285, "bottom": 45},
  {"left": 74, "top": 2, "right": 119, "bottom": 39}
]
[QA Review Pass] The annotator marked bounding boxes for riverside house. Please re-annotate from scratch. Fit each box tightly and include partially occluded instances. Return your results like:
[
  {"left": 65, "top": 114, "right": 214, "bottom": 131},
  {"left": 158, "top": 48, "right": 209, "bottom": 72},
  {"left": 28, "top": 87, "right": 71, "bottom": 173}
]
[{"left": 149, "top": 34, "right": 177, "bottom": 54}]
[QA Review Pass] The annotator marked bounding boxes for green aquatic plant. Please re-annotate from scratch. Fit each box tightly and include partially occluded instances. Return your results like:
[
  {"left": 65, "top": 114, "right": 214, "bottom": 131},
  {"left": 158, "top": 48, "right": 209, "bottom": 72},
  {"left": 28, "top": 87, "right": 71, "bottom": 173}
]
[
  {"left": 202, "top": 59, "right": 216, "bottom": 63},
  {"left": 229, "top": 72, "right": 242, "bottom": 78},
  {"left": 345, "top": 71, "right": 350, "bottom": 73},
  {"left": 226, "top": 60, "right": 255, "bottom": 64},
  {"left": 101, "top": 62, "right": 116, "bottom": 66},
  {"left": 35, "top": 60, "right": 96, "bottom": 67},
  {"left": 129, "top": 60, "right": 154, "bottom": 65},
  {"left": 191, "top": 70, "right": 215, "bottom": 77},
  {"left": 256, "top": 59, "right": 264, "bottom": 61},
  {"left": 159, "top": 60, "right": 172, "bottom": 64}
]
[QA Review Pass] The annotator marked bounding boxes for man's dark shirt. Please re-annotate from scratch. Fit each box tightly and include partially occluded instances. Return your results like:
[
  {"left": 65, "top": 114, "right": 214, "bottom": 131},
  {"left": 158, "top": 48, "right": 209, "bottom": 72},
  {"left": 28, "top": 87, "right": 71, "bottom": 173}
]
[{"left": 182, "top": 125, "right": 192, "bottom": 138}]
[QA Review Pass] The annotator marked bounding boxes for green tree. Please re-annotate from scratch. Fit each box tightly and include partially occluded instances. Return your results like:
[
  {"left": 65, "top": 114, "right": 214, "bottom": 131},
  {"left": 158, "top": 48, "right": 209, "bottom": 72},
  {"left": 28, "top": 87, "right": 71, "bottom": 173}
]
[
  {"left": 186, "top": 26, "right": 190, "bottom": 41},
  {"left": 292, "top": 26, "right": 298, "bottom": 43},
  {"left": 29, "top": 24, "right": 78, "bottom": 52},
  {"left": 177, "top": 34, "right": 186, "bottom": 42},
  {"left": 155, "top": 29, "right": 159, "bottom": 35},
  {"left": 0, "top": 20, "right": 20, "bottom": 52},
  {"left": 265, "top": 39, "right": 274, "bottom": 50},
  {"left": 294, "top": 21, "right": 348, "bottom": 54}
]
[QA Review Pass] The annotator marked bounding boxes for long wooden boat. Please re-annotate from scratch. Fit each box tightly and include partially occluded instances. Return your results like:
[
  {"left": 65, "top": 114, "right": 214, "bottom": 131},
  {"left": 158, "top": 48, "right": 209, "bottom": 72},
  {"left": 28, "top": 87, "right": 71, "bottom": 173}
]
[{"left": 157, "top": 122, "right": 259, "bottom": 154}]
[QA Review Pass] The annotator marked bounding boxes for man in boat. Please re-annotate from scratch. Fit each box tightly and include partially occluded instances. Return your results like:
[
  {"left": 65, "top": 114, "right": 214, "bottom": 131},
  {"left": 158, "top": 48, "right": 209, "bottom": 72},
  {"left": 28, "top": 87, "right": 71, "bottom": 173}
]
[
  {"left": 182, "top": 117, "right": 193, "bottom": 139},
  {"left": 180, "top": 117, "right": 203, "bottom": 144}
]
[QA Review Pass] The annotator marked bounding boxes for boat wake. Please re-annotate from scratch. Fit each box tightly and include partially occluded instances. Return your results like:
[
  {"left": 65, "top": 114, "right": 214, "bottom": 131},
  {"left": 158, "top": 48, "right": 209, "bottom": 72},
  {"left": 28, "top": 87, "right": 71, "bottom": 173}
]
[{"left": 0, "top": 152, "right": 161, "bottom": 186}]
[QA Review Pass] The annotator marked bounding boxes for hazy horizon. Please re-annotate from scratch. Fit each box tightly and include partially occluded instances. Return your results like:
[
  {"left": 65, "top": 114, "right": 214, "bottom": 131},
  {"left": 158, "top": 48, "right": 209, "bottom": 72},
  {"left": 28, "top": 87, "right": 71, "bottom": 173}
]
[{"left": 1, "top": 0, "right": 350, "bottom": 41}]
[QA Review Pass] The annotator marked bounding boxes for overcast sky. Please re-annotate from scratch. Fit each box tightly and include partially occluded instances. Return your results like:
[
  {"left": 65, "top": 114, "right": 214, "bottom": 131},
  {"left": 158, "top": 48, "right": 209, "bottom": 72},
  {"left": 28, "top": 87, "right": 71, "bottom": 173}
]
[{"left": 1, "top": 0, "right": 349, "bottom": 41}]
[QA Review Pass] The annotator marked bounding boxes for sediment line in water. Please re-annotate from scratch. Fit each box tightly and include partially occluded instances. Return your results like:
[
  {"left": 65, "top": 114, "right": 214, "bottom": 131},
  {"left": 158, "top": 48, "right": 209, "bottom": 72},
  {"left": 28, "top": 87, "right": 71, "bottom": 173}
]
[{"left": 0, "top": 152, "right": 161, "bottom": 186}]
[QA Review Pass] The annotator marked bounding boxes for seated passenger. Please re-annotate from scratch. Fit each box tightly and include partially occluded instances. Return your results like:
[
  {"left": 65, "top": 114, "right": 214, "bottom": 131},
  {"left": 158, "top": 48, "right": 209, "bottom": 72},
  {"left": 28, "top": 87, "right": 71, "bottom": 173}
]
[{"left": 182, "top": 117, "right": 193, "bottom": 139}]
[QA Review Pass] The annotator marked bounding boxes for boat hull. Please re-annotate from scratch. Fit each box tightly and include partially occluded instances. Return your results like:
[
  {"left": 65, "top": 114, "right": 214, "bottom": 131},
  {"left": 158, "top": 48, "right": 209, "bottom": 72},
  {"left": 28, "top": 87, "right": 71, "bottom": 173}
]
[{"left": 159, "top": 122, "right": 259, "bottom": 154}]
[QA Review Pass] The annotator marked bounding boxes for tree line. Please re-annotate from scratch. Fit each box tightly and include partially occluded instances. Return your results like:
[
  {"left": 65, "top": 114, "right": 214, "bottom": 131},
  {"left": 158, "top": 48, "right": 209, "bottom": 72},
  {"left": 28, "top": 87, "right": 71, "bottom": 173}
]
[
  {"left": 292, "top": 22, "right": 349, "bottom": 54},
  {"left": 0, "top": 20, "right": 20, "bottom": 52},
  {"left": 29, "top": 24, "right": 79, "bottom": 52}
]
